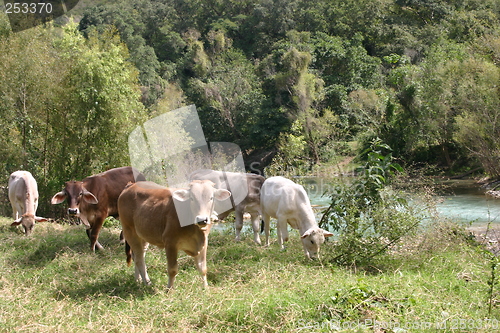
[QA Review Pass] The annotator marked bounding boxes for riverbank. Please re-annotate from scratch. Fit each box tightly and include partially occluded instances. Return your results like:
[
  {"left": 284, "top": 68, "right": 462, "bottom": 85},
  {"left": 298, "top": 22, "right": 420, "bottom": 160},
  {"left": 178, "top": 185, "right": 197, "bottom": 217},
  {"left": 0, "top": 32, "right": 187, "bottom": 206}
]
[{"left": 468, "top": 224, "right": 500, "bottom": 256}]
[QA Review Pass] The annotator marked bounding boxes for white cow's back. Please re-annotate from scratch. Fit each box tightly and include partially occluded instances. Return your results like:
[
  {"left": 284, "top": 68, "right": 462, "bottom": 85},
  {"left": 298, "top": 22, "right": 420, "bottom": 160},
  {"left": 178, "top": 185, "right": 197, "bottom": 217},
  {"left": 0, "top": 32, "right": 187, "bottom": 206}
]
[
  {"left": 261, "top": 176, "right": 314, "bottom": 229},
  {"left": 8, "top": 171, "right": 39, "bottom": 216}
]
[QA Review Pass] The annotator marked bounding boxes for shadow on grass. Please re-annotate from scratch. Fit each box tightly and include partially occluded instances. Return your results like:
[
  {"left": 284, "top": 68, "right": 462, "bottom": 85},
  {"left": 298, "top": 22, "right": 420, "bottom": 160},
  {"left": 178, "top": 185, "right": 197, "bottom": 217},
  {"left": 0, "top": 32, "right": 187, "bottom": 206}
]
[
  {"left": 53, "top": 270, "right": 157, "bottom": 301},
  {"left": 5, "top": 223, "right": 123, "bottom": 268}
]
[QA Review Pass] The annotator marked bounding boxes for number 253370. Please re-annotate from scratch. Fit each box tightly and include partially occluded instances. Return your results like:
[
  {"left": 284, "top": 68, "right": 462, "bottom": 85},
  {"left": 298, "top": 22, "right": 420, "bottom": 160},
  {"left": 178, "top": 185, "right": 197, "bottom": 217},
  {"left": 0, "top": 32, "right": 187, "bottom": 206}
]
[{"left": 5, "top": 2, "right": 53, "bottom": 14}]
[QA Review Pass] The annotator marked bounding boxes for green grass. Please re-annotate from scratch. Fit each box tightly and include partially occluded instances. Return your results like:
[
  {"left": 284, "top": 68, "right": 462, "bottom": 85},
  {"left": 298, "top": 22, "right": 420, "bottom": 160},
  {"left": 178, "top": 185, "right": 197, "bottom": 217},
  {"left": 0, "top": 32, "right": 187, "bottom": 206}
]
[{"left": 0, "top": 217, "right": 499, "bottom": 332}]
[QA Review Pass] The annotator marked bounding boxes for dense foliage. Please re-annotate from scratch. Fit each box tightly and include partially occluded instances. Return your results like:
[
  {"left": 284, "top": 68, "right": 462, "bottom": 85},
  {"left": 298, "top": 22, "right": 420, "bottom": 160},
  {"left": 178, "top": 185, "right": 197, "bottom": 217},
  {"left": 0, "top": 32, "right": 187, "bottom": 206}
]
[
  {"left": 1, "top": 0, "right": 500, "bottom": 214},
  {"left": 73, "top": 0, "right": 500, "bottom": 173},
  {"left": 0, "top": 19, "right": 146, "bottom": 215}
]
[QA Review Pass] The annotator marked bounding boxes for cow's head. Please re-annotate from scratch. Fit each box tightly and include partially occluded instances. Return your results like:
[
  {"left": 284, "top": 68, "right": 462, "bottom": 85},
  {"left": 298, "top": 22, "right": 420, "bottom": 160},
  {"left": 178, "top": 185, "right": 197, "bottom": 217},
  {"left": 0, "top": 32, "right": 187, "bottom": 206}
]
[
  {"left": 51, "top": 181, "right": 98, "bottom": 217},
  {"left": 301, "top": 227, "right": 334, "bottom": 260},
  {"left": 172, "top": 180, "right": 231, "bottom": 229},
  {"left": 11, "top": 214, "right": 48, "bottom": 236}
]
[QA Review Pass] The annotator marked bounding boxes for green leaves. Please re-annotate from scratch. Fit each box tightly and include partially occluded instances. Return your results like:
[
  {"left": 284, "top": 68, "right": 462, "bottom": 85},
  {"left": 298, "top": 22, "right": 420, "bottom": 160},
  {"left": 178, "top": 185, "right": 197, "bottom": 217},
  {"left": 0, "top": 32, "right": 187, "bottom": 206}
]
[
  {"left": 0, "top": 21, "right": 146, "bottom": 216},
  {"left": 320, "top": 140, "right": 417, "bottom": 266}
]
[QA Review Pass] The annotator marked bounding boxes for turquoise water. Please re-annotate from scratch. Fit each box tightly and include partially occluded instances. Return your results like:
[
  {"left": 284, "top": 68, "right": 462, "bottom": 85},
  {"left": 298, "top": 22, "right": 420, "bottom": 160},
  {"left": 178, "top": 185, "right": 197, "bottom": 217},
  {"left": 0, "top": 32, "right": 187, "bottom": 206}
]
[
  {"left": 303, "top": 177, "right": 500, "bottom": 227},
  {"left": 215, "top": 177, "right": 500, "bottom": 234},
  {"left": 433, "top": 180, "right": 500, "bottom": 226}
]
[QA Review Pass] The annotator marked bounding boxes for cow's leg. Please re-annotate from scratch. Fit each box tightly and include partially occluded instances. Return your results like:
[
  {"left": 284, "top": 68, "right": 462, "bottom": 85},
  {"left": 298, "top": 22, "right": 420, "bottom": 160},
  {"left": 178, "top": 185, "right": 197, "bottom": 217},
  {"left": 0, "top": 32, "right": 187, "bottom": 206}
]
[
  {"left": 250, "top": 211, "right": 262, "bottom": 245},
  {"left": 86, "top": 228, "right": 104, "bottom": 251},
  {"left": 262, "top": 212, "right": 271, "bottom": 247},
  {"left": 234, "top": 208, "right": 244, "bottom": 242},
  {"left": 135, "top": 242, "right": 151, "bottom": 284},
  {"left": 11, "top": 202, "right": 19, "bottom": 220},
  {"left": 122, "top": 226, "right": 150, "bottom": 284},
  {"left": 276, "top": 217, "right": 288, "bottom": 250},
  {"left": 87, "top": 216, "right": 105, "bottom": 251},
  {"left": 165, "top": 246, "right": 179, "bottom": 290},
  {"left": 131, "top": 241, "right": 150, "bottom": 284},
  {"left": 194, "top": 243, "right": 209, "bottom": 289}
]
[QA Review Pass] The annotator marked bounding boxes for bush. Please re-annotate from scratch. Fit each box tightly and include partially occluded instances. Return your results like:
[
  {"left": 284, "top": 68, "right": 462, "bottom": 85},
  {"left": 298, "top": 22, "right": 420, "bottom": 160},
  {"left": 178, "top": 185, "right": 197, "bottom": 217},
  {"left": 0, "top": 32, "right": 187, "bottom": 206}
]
[{"left": 319, "top": 139, "right": 420, "bottom": 266}]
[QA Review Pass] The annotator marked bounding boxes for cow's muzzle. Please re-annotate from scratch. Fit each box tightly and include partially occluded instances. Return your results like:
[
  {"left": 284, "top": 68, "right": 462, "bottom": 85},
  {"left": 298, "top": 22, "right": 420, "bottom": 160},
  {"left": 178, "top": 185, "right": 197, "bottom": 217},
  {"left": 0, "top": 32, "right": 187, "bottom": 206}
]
[
  {"left": 195, "top": 216, "right": 210, "bottom": 229},
  {"left": 68, "top": 208, "right": 79, "bottom": 216}
]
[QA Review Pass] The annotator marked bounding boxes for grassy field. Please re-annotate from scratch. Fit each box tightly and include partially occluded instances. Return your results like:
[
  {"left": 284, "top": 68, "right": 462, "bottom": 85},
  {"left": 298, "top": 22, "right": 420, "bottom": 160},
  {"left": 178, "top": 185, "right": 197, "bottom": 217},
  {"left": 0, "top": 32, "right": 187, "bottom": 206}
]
[{"left": 0, "top": 216, "right": 499, "bottom": 332}]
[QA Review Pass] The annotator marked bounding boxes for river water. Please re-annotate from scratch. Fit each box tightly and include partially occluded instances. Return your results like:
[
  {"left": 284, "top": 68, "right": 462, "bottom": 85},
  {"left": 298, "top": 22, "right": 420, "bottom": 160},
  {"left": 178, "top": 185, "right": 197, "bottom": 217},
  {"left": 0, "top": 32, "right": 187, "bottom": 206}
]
[
  {"left": 301, "top": 177, "right": 500, "bottom": 228},
  {"left": 432, "top": 180, "right": 500, "bottom": 226},
  {"left": 215, "top": 177, "right": 500, "bottom": 234}
]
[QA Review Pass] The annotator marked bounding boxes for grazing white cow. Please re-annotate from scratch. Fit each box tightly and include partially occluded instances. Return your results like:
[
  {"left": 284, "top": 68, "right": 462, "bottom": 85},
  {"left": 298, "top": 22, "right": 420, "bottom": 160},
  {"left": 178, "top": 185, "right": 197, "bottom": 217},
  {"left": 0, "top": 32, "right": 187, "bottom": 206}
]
[
  {"left": 189, "top": 169, "right": 265, "bottom": 244},
  {"left": 8, "top": 171, "right": 47, "bottom": 235},
  {"left": 118, "top": 180, "right": 231, "bottom": 290},
  {"left": 261, "top": 176, "right": 333, "bottom": 259}
]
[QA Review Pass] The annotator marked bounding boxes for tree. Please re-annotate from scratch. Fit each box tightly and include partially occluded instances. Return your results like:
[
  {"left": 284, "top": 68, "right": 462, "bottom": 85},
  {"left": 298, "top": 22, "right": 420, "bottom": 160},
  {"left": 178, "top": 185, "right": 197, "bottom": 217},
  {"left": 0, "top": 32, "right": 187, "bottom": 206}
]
[
  {"left": 453, "top": 58, "right": 500, "bottom": 176},
  {"left": 0, "top": 25, "right": 63, "bottom": 179},
  {"left": 53, "top": 22, "right": 147, "bottom": 179},
  {"left": 184, "top": 30, "right": 268, "bottom": 151}
]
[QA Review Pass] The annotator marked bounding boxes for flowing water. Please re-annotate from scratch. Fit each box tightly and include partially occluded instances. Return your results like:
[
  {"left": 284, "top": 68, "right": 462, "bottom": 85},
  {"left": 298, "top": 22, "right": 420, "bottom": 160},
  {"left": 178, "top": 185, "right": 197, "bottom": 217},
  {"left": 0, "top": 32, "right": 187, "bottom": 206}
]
[
  {"left": 432, "top": 180, "right": 500, "bottom": 227},
  {"left": 215, "top": 177, "right": 500, "bottom": 234},
  {"left": 302, "top": 177, "right": 500, "bottom": 227}
]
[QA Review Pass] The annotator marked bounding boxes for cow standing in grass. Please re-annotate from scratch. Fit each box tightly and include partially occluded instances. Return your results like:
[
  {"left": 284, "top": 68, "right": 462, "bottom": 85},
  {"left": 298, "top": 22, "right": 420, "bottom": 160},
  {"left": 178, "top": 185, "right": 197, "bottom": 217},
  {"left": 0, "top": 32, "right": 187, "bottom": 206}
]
[
  {"left": 9, "top": 171, "right": 47, "bottom": 236},
  {"left": 118, "top": 180, "right": 231, "bottom": 290},
  {"left": 189, "top": 169, "right": 265, "bottom": 244},
  {"left": 261, "top": 176, "right": 333, "bottom": 259},
  {"left": 51, "top": 166, "right": 145, "bottom": 251}
]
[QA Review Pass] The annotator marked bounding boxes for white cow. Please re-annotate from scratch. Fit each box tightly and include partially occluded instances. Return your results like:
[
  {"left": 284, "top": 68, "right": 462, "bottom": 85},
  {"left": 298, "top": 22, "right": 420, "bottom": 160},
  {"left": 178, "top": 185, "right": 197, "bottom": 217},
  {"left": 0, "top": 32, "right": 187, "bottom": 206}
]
[
  {"left": 8, "top": 171, "right": 47, "bottom": 235},
  {"left": 189, "top": 169, "right": 265, "bottom": 244},
  {"left": 261, "top": 176, "right": 333, "bottom": 259}
]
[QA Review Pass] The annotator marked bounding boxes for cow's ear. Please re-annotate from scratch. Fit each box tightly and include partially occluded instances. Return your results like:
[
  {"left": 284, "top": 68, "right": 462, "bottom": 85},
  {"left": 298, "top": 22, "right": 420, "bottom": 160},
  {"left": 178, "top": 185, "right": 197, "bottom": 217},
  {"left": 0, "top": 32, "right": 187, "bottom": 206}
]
[
  {"left": 82, "top": 191, "right": 98, "bottom": 204},
  {"left": 11, "top": 218, "right": 22, "bottom": 226},
  {"left": 51, "top": 191, "right": 67, "bottom": 204},
  {"left": 214, "top": 189, "right": 231, "bottom": 201},
  {"left": 300, "top": 229, "right": 312, "bottom": 239},
  {"left": 322, "top": 230, "right": 334, "bottom": 238},
  {"left": 172, "top": 189, "right": 190, "bottom": 202},
  {"left": 35, "top": 217, "right": 48, "bottom": 223}
]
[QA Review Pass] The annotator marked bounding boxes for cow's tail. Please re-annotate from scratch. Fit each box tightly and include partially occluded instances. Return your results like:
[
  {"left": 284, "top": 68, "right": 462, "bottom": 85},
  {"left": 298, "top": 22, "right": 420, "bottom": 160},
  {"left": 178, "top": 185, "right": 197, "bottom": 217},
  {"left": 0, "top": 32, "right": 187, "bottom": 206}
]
[{"left": 125, "top": 240, "right": 132, "bottom": 266}]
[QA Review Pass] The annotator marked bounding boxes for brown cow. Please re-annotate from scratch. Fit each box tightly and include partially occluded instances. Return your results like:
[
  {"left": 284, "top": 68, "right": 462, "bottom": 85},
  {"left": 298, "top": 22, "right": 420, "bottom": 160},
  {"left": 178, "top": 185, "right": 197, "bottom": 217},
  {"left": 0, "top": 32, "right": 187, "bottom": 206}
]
[
  {"left": 51, "top": 166, "right": 145, "bottom": 251},
  {"left": 118, "top": 180, "right": 231, "bottom": 290},
  {"left": 8, "top": 171, "right": 48, "bottom": 235}
]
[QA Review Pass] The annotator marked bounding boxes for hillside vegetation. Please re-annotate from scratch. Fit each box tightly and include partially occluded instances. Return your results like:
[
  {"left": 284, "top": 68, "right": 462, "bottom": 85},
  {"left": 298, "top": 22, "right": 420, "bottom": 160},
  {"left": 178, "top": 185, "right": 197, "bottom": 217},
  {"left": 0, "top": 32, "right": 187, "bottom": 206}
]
[
  {"left": 1, "top": 0, "right": 500, "bottom": 215},
  {"left": 1, "top": 2, "right": 500, "bottom": 330}
]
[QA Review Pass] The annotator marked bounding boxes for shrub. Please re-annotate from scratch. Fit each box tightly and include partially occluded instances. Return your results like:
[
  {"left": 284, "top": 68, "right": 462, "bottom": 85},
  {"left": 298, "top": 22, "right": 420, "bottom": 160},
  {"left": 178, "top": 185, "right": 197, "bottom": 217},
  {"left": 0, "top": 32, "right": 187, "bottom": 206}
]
[{"left": 319, "top": 139, "right": 420, "bottom": 266}]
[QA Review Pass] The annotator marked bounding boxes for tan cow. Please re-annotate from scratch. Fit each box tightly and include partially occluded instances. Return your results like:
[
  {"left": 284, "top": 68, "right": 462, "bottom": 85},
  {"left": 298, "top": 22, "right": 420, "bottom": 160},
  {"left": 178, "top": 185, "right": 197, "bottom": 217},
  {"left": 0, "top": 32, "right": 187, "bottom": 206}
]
[
  {"left": 8, "top": 171, "right": 47, "bottom": 235},
  {"left": 118, "top": 180, "right": 231, "bottom": 290}
]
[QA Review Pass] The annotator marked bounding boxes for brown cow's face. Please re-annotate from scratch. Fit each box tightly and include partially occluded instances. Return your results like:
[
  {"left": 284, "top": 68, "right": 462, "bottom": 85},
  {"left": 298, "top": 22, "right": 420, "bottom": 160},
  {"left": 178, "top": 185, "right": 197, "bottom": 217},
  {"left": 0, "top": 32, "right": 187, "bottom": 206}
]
[
  {"left": 51, "top": 181, "right": 98, "bottom": 216},
  {"left": 173, "top": 180, "right": 231, "bottom": 228}
]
